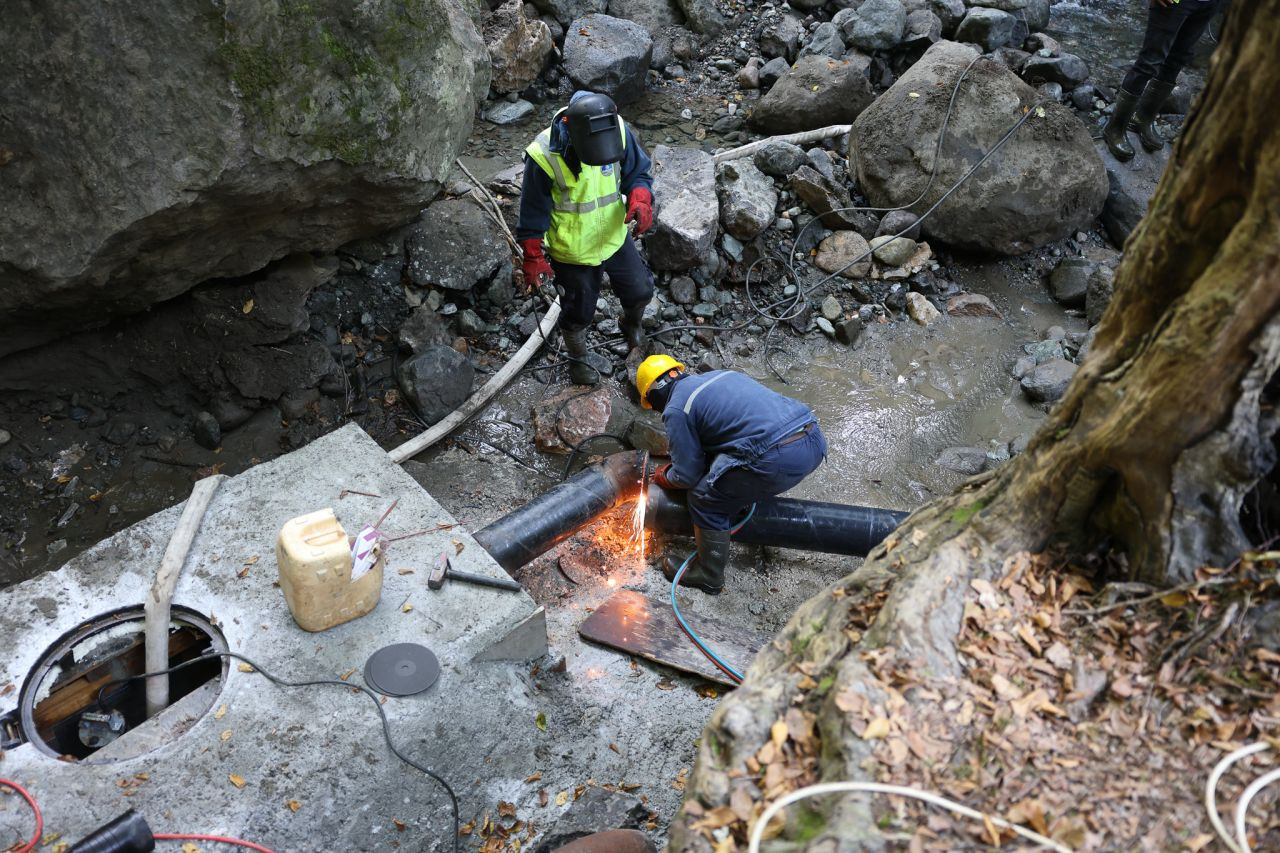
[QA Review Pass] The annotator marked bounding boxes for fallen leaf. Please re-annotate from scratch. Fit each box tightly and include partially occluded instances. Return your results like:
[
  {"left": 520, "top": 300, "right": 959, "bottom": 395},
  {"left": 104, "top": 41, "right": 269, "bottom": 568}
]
[
  {"left": 214, "top": 705, "right": 227, "bottom": 722},
  {"left": 525, "top": 772, "right": 542, "bottom": 782},
  {"left": 695, "top": 685, "right": 719, "bottom": 699},
  {"left": 498, "top": 801, "right": 517, "bottom": 818},
  {"left": 398, "top": 568, "right": 414, "bottom": 575},
  {"left": 609, "top": 743, "right": 621, "bottom": 754},
  {"left": 237, "top": 663, "right": 254, "bottom": 673},
  {"left": 228, "top": 773, "right": 247, "bottom": 788},
  {"left": 1160, "top": 591, "right": 1189, "bottom": 607},
  {"left": 556, "top": 790, "right": 569, "bottom": 806},
  {"left": 538, "top": 789, "right": 549, "bottom": 807},
  {"left": 243, "top": 555, "right": 259, "bottom": 566},
  {"left": 1016, "top": 623, "right": 1042, "bottom": 656},
  {"left": 242, "top": 299, "right": 254, "bottom": 314},
  {"left": 453, "top": 539, "right": 465, "bottom": 555},
  {"left": 771, "top": 719, "right": 788, "bottom": 749},
  {"left": 535, "top": 712, "right": 547, "bottom": 731},
  {"left": 1044, "top": 641, "right": 1072, "bottom": 670},
  {"left": 402, "top": 602, "right": 414, "bottom": 613},
  {"left": 393, "top": 818, "right": 406, "bottom": 831},
  {"left": 862, "top": 717, "right": 891, "bottom": 740},
  {"left": 287, "top": 800, "right": 301, "bottom": 812},
  {"left": 220, "top": 729, "right": 232, "bottom": 742},
  {"left": 237, "top": 567, "right": 250, "bottom": 579},
  {"left": 182, "top": 844, "right": 201, "bottom": 853}
]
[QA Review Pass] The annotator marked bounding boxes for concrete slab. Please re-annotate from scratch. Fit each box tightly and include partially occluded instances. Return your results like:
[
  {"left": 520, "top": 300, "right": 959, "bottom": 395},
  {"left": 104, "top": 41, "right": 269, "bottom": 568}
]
[{"left": 0, "top": 424, "right": 545, "bottom": 852}]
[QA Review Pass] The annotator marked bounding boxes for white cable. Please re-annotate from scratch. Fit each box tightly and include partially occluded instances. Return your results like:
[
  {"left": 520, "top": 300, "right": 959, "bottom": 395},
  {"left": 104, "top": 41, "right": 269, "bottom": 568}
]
[
  {"left": 1206, "top": 742, "right": 1270, "bottom": 853},
  {"left": 745, "top": 781, "right": 1072, "bottom": 853},
  {"left": 1234, "top": 766, "right": 1280, "bottom": 852}
]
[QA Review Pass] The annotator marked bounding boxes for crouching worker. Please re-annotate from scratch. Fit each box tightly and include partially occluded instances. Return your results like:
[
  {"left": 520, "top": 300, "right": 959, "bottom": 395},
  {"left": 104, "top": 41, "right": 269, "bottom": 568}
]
[
  {"left": 635, "top": 355, "right": 828, "bottom": 595},
  {"left": 517, "top": 90, "right": 656, "bottom": 385}
]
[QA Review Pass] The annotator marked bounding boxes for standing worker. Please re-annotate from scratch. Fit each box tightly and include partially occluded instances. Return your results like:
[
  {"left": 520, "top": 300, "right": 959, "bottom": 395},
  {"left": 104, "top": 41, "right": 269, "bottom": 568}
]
[
  {"left": 517, "top": 91, "right": 656, "bottom": 385},
  {"left": 1103, "top": 0, "right": 1224, "bottom": 161},
  {"left": 636, "top": 355, "right": 828, "bottom": 595}
]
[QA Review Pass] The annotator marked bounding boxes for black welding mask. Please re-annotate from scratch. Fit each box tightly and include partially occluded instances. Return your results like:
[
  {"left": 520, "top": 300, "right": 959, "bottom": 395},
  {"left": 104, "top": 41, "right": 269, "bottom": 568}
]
[{"left": 564, "top": 92, "right": 624, "bottom": 166}]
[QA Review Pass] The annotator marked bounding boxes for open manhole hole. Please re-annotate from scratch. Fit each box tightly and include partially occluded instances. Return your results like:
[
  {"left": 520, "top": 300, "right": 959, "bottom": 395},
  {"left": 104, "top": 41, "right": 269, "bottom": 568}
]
[{"left": 6, "top": 605, "right": 227, "bottom": 762}]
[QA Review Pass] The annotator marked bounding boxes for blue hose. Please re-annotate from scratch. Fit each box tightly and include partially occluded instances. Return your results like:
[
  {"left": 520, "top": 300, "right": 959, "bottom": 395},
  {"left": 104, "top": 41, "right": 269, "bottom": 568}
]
[{"left": 669, "top": 504, "right": 756, "bottom": 684}]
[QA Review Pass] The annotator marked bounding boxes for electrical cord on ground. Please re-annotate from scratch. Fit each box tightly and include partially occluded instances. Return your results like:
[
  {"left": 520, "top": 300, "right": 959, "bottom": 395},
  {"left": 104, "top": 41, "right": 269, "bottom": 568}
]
[
  {"left": 745, "top": 782, "right": 1072, "bottom": 853},
  {"left": 96, "top": 650, "right": 461, "bottom": 853},
  {"left": 669, "top": 504, "right": 757, "bottom": 684},
  {"left": 0, "top": 777, "right": 42, "bottom": 853},
  {"left": 153, "top": 833, "right": 277, "bottom": 852},
  {"left": 1206, "top": 741, "right": 1277, "bottom": 852}
]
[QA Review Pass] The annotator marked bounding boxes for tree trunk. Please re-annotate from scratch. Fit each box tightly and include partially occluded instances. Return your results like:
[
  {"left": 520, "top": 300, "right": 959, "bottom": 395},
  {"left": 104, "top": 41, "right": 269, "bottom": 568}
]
[{"left": 671, "top": 3, "right": 1280, "bottom": 850}]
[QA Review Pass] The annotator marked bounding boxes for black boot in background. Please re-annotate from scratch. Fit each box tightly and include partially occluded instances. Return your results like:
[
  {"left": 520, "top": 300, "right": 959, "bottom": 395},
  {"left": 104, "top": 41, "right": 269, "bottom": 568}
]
[
  {"left": 1130, "top": 79, "right": 1176, "bottom": 152},
  {"left": 619, "top": 302, "right": 648, "bottom": 354},
  {"left": 561, "top": 326, "right": 599, "bottom": 386},
  {"left": 662, "top": 526, "right": 731, "bottom": 595},
  {"left": 1104, "top": 86, "right": 1143, "bottom": 162}
]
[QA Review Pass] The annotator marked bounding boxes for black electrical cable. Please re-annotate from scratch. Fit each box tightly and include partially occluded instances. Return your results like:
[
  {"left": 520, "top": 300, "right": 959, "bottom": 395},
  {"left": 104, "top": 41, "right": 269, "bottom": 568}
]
[{"left": 96, "top": 651, "right": 461, "bottom": 853}]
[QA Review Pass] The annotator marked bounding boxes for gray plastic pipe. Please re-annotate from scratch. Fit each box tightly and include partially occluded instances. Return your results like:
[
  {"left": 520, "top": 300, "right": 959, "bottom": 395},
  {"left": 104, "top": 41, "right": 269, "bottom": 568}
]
[{"left": 472, "top": 452, "right": 907, "bottom": 571}]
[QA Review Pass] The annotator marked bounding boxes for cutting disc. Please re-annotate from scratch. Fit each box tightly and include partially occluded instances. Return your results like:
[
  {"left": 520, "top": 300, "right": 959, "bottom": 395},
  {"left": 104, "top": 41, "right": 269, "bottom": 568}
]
[{"left": 363, "top": 643, "right": 440, "bottom": 697}]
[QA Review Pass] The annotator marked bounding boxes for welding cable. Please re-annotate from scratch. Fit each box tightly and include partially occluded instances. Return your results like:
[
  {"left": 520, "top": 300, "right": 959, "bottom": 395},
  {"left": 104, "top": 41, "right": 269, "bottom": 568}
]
[
  {"left": 96, "top": 650, "right": 461, "bottom": 853},
  {"left": 745, "top": 782, "right": 1071, "bottom": 853},
  {"left": 669, "top": 504, "right": 757, "bottom": 684},
  {"left": 154, "top": 833, "right": 277, "bottom": 852},
  {"left": 0, "top": 777, "right": 42, "bottom": 853}
]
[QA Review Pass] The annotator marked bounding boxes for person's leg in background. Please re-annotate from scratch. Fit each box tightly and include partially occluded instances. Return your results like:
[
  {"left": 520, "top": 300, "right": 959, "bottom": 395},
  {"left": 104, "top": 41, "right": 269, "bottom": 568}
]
[
  {"left": 551, "top": 259, "right": 605, "bottom": 385},
  {"left": 1133, "top": 0, "right": 1222, "bottom": 151},
  {"left": 600, "top": 238, "right": 655, "bottom": 354},
  {"left": 1107, "top": 2, "right": 1191, "bottom": 161}
]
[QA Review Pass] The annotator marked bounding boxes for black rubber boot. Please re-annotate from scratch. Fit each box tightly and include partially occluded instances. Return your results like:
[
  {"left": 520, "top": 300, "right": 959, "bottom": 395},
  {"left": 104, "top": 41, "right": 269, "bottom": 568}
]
[
  {"left": 1130, "top": 79, "right": 1175, "bottom": 152},
  {"left": 619, "top": 303, "right": 648, "bottom": 354},
  {"left": 561, "top": 326, "right": 599, "bottom": 386},
  {"left": 662, "top": 526, "right": 731, "bottom": 595},
  {"left": 1103, "top": 86, "right": 1142, "bottom": 162}
]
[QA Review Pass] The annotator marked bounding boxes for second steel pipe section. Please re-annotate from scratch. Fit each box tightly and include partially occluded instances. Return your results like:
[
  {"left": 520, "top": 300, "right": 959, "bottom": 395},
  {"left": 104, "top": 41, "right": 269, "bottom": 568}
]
[
  {"left": 644, "top": 485, "right": 908, "bottom": 557},
  {"left": 473, "top": 450, "right": 645, "bottom": 573}
]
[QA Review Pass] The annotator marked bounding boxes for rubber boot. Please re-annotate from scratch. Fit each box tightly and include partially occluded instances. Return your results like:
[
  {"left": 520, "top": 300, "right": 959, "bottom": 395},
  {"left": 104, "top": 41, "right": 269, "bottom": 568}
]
[
  {"left": 619, "top": 302, "right": 648, "bottom": 354},
  {"left": 561, "top": 326, "right": 599, "bottom": 386},
  {"left": 1130, "top": 79, "right": 1175, "bottom": 153},
  {"left": 1103, "top": 86, "right": 1142, "bottom": 163},
  {"left": 662, "top": 526, "right": 731, "bottom": 595}
]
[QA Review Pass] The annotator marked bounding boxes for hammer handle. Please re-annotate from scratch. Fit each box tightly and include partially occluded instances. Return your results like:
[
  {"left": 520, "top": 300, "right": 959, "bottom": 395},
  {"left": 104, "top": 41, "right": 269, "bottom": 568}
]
[{"left": 447, "top": 569, "right": 522, "bottom": 592}]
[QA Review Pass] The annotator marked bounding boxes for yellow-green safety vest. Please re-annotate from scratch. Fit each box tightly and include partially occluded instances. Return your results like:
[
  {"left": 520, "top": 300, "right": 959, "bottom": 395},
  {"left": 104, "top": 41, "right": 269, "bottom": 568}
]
[{"left": 524, "top": 115, "right": 628, "bottom": 266}]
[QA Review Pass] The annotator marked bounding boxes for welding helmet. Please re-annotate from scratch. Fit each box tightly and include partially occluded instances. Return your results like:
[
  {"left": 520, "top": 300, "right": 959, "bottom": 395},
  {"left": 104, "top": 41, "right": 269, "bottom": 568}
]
[
  {"left": 565, "top": 92, "right": 624, "bottom": 166},
  {"left": 636, "top": 354, "right": 685, "bottom": 410}
]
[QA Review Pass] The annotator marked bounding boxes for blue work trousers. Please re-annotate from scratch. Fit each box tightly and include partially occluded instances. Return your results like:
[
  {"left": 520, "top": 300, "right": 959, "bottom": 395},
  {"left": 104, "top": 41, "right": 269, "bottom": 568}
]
[
  {"left": 688, "top": 425, "right": 828, "bottom": 531},
  {"left": 1121, "top": 0, "right": 1222, "bottom": 92},
  {"left": 552, "top": 237, "right": 655, "bottom": 331}
]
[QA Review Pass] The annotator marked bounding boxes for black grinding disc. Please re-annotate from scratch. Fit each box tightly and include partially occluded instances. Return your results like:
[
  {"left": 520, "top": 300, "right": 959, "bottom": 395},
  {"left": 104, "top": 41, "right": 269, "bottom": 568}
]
[{"left": 363, "top": 643, "right": 440, "bottom": 697}]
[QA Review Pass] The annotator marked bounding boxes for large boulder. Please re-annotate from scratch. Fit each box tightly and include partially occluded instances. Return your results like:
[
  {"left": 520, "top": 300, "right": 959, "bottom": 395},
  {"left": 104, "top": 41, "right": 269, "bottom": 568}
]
[
  {"left": 648, "top": 145, "right": 718, "bottom": 271},
  {"left": 528, "top": 0, "right": 607, "bottom": 28},
  {"left": 398, "top": 345, "right": 475, "bottom": 425},
  {"left": 0, "top": 0, "right": 488, "bottom": 359},
  {"left": 673, "top": 0, "right": 726, "bottom": 35},
  {"left": 1021, "top": 53, "right": 1090, "bottom": 89},
  {"left": 407, "top": 199, "right": 512, "bottom": 291},
  {"left": 954, "top": 6, "right": 1016, "bottom": 51},
  {"left": 485, "top": 0, "right": 555, "bottom": 94},
  {"left": 851, "top": 41, "right": 1107, "bottom": 255},
  {"left": 1100, "top": 143, "right": 1168, "bottom": 247},
  {"left": 750, "top": 54, "right": 875, "bottom": 134},
  {"left": 606, "top": 0, "right": 684, "bottom": 34},
  {"left": 716, "top": 159, "right": 779, "bottom": 241},
  {"left": 760, "top": 13, "right": 805, "bottom": 62},
  {"left": 563, "top": 14, "right": 653, "bottom": 104},
  {"left": 799, "top": 22, "right": 847, "bottom": 60},
  {"left": 837, "top": 0, "right": 908, "bottom": 52}
]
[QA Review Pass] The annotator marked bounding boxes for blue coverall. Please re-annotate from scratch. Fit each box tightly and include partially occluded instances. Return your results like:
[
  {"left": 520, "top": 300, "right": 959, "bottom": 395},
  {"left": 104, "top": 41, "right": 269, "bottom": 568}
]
[{"left": 661, "top": 371, "right": 828, "bottom": 530}]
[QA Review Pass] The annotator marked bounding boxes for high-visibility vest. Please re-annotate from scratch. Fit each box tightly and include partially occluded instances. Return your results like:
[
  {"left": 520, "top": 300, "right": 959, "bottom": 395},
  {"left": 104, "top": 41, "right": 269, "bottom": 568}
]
[{"left": 524, "top": 114, "right": 627, "bottom": 266}]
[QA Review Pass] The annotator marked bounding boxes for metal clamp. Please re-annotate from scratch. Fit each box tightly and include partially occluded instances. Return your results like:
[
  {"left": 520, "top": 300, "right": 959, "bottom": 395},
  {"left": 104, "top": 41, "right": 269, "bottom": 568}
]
[{"left": 1, "top": 706, "right": 27, "bottom": 750}]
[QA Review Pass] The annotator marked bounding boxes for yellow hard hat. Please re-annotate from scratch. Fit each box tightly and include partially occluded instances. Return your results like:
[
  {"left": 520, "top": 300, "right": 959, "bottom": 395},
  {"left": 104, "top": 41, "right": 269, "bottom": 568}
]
[{"left": 635, "top": 354, "right": 685, "bottom": 409}]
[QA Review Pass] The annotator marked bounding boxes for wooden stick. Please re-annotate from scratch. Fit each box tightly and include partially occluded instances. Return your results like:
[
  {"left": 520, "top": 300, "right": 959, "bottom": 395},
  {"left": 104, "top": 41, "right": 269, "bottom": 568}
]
[
  {"left": 712, "top": 124, "right": 853, "bottom": 164},
  {"left": 144, "top": 474, "right": 227, "bottom": 718},
  {"left": 390, "top": 296, "right": 563, "bottom": 464},
  {"left": 455, "top": 158, "right": 521, "bottom": 254}
]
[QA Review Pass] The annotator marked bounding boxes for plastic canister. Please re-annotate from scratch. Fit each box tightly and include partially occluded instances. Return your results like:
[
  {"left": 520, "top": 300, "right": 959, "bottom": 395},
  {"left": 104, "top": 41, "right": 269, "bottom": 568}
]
[{"left": 276, "top": 508, "right": 384, "bottom": 632}]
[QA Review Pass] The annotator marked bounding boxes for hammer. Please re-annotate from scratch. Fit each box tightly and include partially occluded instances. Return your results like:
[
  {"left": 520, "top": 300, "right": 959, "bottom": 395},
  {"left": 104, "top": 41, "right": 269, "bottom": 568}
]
[{"left": 428, "top": 552, "right": 522, "bottom": 592}]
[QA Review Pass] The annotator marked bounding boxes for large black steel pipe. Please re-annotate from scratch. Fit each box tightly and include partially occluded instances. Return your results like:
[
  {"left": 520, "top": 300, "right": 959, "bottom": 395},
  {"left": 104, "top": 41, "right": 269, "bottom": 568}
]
[
  {"left": 473, "top": 450, "right": 646, "bottom": 572},
  {"left": 644, "top": 485, "right": 908, "bottom": 557}
]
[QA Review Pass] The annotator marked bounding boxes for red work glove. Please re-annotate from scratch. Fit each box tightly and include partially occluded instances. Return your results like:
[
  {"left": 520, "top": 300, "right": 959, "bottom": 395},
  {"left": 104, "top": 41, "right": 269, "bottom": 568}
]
[
  {"left": 625, "top": 186, "right": 653, "bottom": 236},
  {"left": 652, "top": 462, "right": 681, "bottom": 490},
  {"left": 521, "top": 238, "right": 554, "bottom": 292}
]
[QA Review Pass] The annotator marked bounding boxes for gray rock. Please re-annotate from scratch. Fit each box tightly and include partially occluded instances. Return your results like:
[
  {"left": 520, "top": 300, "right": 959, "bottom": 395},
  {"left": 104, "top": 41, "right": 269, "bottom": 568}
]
[
  {"left": 1022, "top": 0, "right": 1050, "bottom": 31},
  {"left": 851, "top": 41, "right": 1107, "bottom": 255},
  {"left": 1037, "top": 81, "right": 1064, "bottom": 102},
  {"left": 838, "top": 0, "right": 907, "bottom": 51},
  {"left": 408, "top": 199, "right": 511, "bottom": 291},
  {"left": 1048, "top": 257, "right": 1092, "bottom": 307},
  {"left": 1023, "top": 338, "right": 1065, "bottom": 364},
  {"left": 760, "top": 13, "right": 805, "bottom": 62},
  {"left": 737, "top": 57, "right": 761, "bottom": 89},
  {"left": 946, "top": 292, "right": 1002, "bottom": 318},
  {"left": 527, "top": 0, "right": 606, "bottom": 27},
  {"left": 1077, "top": 325, "right": 1099, "bottom": 361},
  {"left": 605, "top": 0, "right": 684, "bottom": 34},
  {"left": 750, "top": 54, "right": 875, "bottom": 134},
  {"left": 397, "top": 345, "right": 475, "bottom": 425},
  {"left": 821, "top": 295, "right": 843, "bottom": 321},
  {"left": 991, "top": 47, "right": 1030, "bottom": 73},
  {"left": 870, "top": 234, "right": 917, "bottom": 266},
  {"left": 673, "top": 0, "right": 726, "bottom": 35},
  {"left": 721, "top": 233, "right": 744, "bottom": 262},
  {"left": 790, "top": 165, "right": 873, "bottom": 233},
  {"left": 1012, "top": 355, "right": 1036, "bottom": 378},
  {"left": 835, "top": 316, "right": 865, "bottom": 345},
  {"left": 716, "top": 159, "right": 779, "bottom": 241},
  {"left": 0, "top": 0, "right": 488, "bottom": 359},
  {"left": 799, "top": 22, "right": 846, "bottom": 60},
  {"left": 816, "top": 316, "right": 836, "bottom": 336},
  {"left": 1020, "top": 358, "right": 1077, "bottom": 403},
  {"left": 1021, "top": 53, "right": 1089, "bottom": 89},
  {"left": 902, "top": 9, "right": 943, "bottom": 50},
  {"left": 1023, "top": 32, "right": 1061, "bottom": 54},
  {"left": 485, "top": 0, "right": 555, "bottom": 94},
  {"left": 906, "top": 292, "right": 941, "bottom": 325},
  {"left": 754, "top": 141, "right": 809, "bottom": 178},
  {"left": 0, "top": 429, "right": 9, "bottom": 447},
  {"left": 691, "top": 302, "right": 719, "bottom": 318},
  {"left": 758, "top": 57, "right": 792, "bottom": 90},
  {"left": 1100, "top": 143, "right": 1167, "bottom": 247},
  {"left": 482, "top": 99, "right": 537, "bottom": 125},
  {"left": 931, "top": 0, "right": 966, "bottom": 34},
  {"left": 626, "top": 409, "right": 670, "bottom": 455},
  {"left": 815, "top": 231, "right": 873, "bottom": 279},
  {"left": 400, "top": 308, "right": 453, "bottom": 354},
  {"left": 648, "top": 145, "right": 718, "bottom": 272},
  {"left": 669, "top": 275, "right": 697, "bottom": 305},
  {"left": 563, "top": 14, "right": 653, "bottom": 104},
  {"left": 193, "top": 412, "right": 221, "bottom": 450},
  {"left": 1086, "top": 264, "right": 1115, "bottom": 326},
  {"left": 806, "top": 148, "right": 837, "bottom": 182},
  {"left": 954, "top": 7, "right": 1016, "bottom": 51},
  {"left": 876, "top": 209, "right": 922, "bottom": 241},
  {"left": 1070, "top": 83, "right": 1099, "bottom": 111},
  {"left": 455, "top": 308, "right": 487, "bottom": 337},
  {"left": 936, "top": 445, "right": 987, "bottom": 474}
]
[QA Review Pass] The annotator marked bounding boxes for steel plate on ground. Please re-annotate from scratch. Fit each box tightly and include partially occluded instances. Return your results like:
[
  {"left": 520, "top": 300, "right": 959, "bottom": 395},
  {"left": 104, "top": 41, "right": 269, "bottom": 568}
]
[{"left": 363, "top": 643, "right": 441, "bottom": 697}]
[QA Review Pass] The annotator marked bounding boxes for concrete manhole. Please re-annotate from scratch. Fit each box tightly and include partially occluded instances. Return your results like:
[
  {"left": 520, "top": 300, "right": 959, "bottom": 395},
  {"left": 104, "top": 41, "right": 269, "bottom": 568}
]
[{"left": 7, "top": 605, "right": 228, "bottom": 762}]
